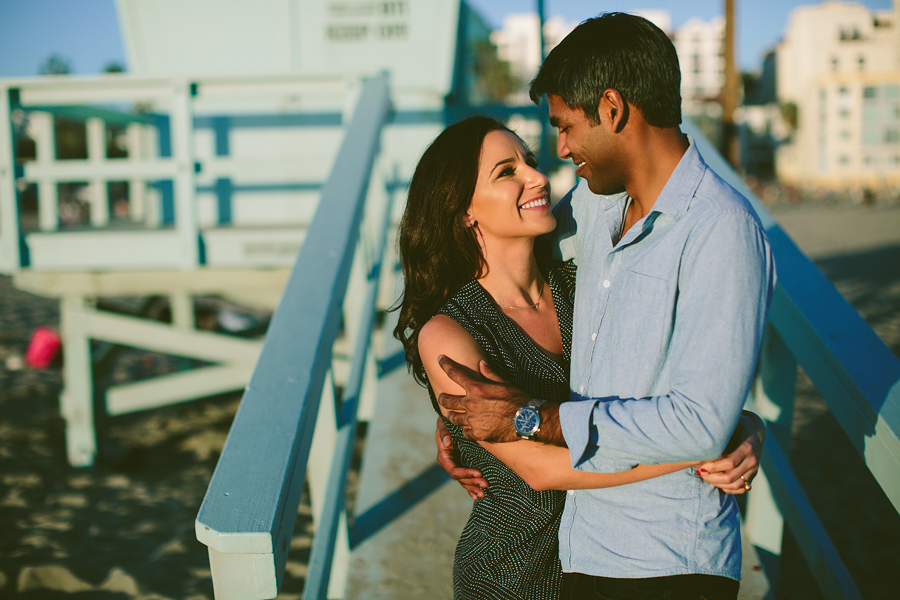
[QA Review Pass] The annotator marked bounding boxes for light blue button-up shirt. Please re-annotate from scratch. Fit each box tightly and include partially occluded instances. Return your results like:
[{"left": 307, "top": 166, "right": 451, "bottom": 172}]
[{"left": 551, "top": 142, "right": 775, "bottom": 580}]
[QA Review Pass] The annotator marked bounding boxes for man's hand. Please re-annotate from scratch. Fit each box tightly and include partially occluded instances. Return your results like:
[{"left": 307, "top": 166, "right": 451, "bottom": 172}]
[
  {"left": 437, "top": 356, "right": 529, "bottom": 443},
  {"left": 435, "top": 418, "right": 489, "bottom": 499},
  {"left": 697, "top": 411, "right": 766, "bottom": 495}
]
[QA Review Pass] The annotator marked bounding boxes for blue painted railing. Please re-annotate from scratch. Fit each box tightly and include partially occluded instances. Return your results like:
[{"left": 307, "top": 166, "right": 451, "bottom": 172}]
[
  {"left": 684, "top": 120, "right": 900, "bottom": 600},
  {"left": 194, "top": 73, "right": 392, "bottom": 599}
]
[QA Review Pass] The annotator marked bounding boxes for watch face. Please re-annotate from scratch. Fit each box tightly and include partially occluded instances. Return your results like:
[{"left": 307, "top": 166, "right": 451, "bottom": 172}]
[{"left": 514, "top": 407, "right": 539, "bottom": 436}]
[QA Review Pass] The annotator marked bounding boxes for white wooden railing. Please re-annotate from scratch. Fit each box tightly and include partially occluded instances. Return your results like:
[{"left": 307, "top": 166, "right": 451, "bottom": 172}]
[{"left": 194, "top": 74, "right": 393, "bottom": 599}]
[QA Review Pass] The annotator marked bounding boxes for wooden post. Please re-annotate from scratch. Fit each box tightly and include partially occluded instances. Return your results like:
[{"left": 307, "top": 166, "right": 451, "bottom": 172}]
[
  {"left": 170, "top": 291, "right": 194, "bottom": 330},
  {"left": 126, "top": 122, "right": 146, "bottom": 223},
  {"left": 86, "top": 117, "right": 110, "bottom": 227},
  {"left": 721, "top": 0, "right": 740, "bottom": 168},
  {"left": 0, "top": 86, "right": 21, "bottom": 273},
  {"left": 170, "top": 81, "right": 199, "bottom": 268},
  {"left": 33, "top": 111, "right": 59, "bottom": 231},
  {"left": 59, "top": 297, "right": 97, "bottom": 467}
]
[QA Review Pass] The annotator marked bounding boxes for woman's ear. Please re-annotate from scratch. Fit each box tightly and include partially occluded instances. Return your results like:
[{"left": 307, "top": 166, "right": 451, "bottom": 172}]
[{"left": 464, "top": 210, "right": 476, "bottom": 228}]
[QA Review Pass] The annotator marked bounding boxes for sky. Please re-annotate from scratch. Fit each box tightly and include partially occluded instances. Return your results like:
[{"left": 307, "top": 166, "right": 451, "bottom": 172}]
[{"left": 0, "top": 0, "right": 895, "bottom": 78}]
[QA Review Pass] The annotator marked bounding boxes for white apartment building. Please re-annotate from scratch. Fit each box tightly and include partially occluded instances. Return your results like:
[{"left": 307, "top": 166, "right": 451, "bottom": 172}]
[
  {"left": 490, "top": 13, "right": 576, "bottom": 103},
  {"left": 776, "top": 0, "right": 900, "bottom": 189},
  {"left": 674, "top": 16, "right": 726, "bottom": 115}
]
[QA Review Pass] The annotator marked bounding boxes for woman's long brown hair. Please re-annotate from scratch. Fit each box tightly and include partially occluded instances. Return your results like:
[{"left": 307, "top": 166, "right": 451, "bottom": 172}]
[{"left": 393, "top": 116, "right": 513, "bottom": 386}]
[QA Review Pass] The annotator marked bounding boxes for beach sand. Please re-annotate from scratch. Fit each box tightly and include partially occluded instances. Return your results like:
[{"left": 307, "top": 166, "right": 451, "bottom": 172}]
[{"left": 0, "top": 199, "right": 898, "bottom": 599}]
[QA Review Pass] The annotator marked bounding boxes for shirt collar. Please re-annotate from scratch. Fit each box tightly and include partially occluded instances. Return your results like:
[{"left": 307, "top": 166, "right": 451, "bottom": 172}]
[{"left": 649, "top": 137, "right": 706, "bottom": 221}]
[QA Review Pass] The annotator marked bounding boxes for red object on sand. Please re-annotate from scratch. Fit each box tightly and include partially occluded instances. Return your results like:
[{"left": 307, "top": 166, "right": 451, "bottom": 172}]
[{"left": 25, "top": 326, "right": 62, "bottom": 369}]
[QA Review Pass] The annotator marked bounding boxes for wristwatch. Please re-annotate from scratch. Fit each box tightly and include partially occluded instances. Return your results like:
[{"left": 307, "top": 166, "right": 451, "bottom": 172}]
[{"left": 514, "top": 399, "right": 544, "bottom": 440}]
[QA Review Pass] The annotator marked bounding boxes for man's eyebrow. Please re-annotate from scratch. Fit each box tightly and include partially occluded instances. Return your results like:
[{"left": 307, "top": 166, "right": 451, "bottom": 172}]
[
  {"left": 491, "top": 157, "right": 515, "bottom": 175},
  {"left": 548, "top": 116, "right": 560, "bottom": 127}
]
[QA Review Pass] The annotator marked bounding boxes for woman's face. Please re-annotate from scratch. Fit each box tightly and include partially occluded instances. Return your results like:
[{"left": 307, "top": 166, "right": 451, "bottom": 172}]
[{"left": 466, "top": 130, "right": 555, "bottom": 243}]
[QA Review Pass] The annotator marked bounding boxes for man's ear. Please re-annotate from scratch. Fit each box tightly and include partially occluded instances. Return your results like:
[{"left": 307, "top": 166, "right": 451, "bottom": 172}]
[{"left": 600, "top": 89, "right": 629, "bottom": 133}]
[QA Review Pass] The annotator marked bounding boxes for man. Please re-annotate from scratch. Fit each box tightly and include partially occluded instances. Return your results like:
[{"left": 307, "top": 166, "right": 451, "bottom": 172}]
[{"left": 437, "top": 13, "right": 775, "bottom": 600}]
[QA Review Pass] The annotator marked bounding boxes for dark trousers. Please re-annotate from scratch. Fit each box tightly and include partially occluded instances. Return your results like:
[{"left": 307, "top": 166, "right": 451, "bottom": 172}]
[{"left": 561, "top": 572, "right": 739, "bottom": 600}]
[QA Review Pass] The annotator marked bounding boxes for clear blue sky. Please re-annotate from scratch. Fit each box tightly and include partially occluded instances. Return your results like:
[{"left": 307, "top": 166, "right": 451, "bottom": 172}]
[{"left": 0, "top": 0, "right": 894, "bottom": 77}]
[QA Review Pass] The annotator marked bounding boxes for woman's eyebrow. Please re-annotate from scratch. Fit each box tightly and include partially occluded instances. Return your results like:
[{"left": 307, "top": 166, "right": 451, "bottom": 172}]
[{"left": 490, "top": 157, "right": 516, "bottom": 175}]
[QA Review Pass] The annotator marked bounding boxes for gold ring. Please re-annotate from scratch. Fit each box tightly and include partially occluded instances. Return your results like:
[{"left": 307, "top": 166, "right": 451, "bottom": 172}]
[{"left": 741, "top": 475, "right": 751, "bottom": 491}]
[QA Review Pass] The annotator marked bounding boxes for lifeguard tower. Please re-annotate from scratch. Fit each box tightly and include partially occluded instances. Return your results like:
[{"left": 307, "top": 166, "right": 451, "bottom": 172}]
[
  {"left": 0, "top": 0, "right": 516, "bottom": 468},
  {"left": 2, "top": 1, "right": 898, "bottom": 599}
]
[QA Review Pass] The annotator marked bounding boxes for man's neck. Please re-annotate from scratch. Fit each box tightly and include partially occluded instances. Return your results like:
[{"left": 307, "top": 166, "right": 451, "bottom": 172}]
[{"left": 620, "top": 126, "right": 688, "bottom": 236}]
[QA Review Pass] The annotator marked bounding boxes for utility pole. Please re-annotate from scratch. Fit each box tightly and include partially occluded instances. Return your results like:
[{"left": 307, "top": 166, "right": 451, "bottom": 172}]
[{"left": 721, "top": 0, "right": 740, "bottom": 168}]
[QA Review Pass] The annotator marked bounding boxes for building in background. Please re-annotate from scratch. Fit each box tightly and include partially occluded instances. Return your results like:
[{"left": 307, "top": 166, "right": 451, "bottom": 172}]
[
  {"left": 776, "top": 0, "right": 900, "bottom": 191},
  {"left": 489, "top": 13, "right": 576, "bottom": 104},
  {"left": 675, "top": 16, "right": 726, "bottom": 116}
]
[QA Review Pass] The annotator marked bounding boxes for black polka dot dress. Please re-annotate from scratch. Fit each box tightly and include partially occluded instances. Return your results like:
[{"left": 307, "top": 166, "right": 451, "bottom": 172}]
[{"left": 427, "top": 260, "right": 576, "bottom": 600}]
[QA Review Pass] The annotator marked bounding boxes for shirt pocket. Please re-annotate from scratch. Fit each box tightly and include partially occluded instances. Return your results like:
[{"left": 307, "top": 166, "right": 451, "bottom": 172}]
[{"left": 610, "top": 269, "right": 670, "bottom": 357}]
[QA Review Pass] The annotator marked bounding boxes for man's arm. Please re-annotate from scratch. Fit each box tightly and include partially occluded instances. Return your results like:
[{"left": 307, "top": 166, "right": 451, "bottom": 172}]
[
  {"left": 562, "top": 211, "right": 774, "bottom": 470},
  {"left": 443, "top": 212, "right": 773, "bottom": 470},
  {"left": 438, "top": 357, "right": 565, "bottom": 445},
  {"left": 437, "top": 358, "right": 766, "bottom": 491}
]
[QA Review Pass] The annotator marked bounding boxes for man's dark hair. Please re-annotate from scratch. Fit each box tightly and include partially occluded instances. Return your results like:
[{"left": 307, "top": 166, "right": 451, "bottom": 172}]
[{"left": 530, "top": 12, "right": 682, "bottom": 128}]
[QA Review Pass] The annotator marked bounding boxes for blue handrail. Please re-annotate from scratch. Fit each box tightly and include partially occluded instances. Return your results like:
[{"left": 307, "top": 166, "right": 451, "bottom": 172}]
[{"left": 194, "top": 73, "right": 391, "bottom": 599}]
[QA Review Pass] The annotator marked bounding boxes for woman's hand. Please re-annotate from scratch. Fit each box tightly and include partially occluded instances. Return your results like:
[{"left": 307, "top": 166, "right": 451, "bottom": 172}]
[
  {"left": 435, "top": 417, "right": 488, "bottom": 499},
  {"left": 697, "top": 410, "right": 766, "bottom": 494}
]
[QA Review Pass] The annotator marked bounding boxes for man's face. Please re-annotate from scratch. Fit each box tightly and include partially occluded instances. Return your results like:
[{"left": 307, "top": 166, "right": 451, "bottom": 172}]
[{"left": 547, "top": 94, "right": 624, "bottom": 195}]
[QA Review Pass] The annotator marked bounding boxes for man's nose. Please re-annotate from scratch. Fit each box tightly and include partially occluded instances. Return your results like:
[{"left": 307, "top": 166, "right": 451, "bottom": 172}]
[{"left": 556, "top": 134, "right": 570, "bottom": 160}]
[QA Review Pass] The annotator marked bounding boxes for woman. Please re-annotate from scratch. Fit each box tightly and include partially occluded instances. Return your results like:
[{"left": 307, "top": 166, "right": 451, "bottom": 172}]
[{"left": 394, "top": 116, "right": 758, "bottom": 600}]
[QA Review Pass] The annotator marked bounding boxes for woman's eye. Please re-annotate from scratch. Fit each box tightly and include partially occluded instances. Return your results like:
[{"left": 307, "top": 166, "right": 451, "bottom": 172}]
[{"left": 499, "top": 167, "right": 515, "bottom": 177}]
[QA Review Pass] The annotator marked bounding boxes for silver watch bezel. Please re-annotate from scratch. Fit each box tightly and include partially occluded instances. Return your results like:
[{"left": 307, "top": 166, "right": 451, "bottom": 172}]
[{"left": 514, "top": 399, "right": 543, "bottom": 439}]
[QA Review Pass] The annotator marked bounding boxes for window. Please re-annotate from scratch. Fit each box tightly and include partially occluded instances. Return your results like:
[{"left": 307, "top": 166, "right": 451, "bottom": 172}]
[
  {"left": 839, "top": 155, "right": 850, "bottom": 165},
  {"left": 831, "top": 56, "right": 839, "bottom": 71},
  {"left": 886, "top": 85, "right": 900, "bottom": 99},
  {"left": 863, "top": 106, "right": 880, "bottom": 121},
  {"left": 864, "top": 86, "right": 878, "bottom": 99},
  {"left": 886, "top": 129, "right": 900, "bottom": 143},
  {"left": 858, "top": 55, "right": 866, "bottom": 71}
]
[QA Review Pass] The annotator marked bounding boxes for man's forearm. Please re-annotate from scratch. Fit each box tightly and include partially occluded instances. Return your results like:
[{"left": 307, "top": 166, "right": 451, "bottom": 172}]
[{"left": 535, "top": 403, "right": 567, "bottom": 447}]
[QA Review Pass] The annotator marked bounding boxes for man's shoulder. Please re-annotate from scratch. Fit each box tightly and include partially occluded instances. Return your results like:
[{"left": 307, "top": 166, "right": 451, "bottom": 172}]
[{"left": 687, "top": 161, "right": 763, "bottom": 230}]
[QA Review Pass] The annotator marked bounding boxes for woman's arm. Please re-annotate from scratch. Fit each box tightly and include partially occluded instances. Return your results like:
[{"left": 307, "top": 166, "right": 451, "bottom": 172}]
[
  {"left": 481, "top": 439, "right": 697, "bottom": 491},
  {"left": 419, "top": 316, "right": 698, "bottom": 491}
]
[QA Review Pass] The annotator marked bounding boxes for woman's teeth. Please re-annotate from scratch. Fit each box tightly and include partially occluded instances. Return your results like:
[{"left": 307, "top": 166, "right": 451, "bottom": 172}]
[{"left": 520, "top": 197, "right": 549, "bottom": 209}]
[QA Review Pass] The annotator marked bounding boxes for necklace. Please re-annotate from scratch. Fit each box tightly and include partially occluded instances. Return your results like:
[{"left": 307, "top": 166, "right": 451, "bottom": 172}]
[{"left": 500, "top": 279, "right": 545, "bottom": 310}]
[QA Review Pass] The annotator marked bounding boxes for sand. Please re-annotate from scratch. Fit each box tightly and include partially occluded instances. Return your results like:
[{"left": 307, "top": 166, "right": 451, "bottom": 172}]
[{"left": 0, "top": 198, "right": 898, "bottom": 599}]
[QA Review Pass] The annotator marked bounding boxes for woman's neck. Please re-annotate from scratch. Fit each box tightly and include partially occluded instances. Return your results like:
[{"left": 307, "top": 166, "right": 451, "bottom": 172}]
[{"left": 476, "top": 239, "right": 543, "bottom": 308}]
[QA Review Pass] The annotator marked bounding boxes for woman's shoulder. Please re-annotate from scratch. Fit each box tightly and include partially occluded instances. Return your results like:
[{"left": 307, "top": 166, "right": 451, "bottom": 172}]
[
  {"left": 417, "top": 314, "right": 487, "bottom": 399},
  {"left": 437, "top": 279, "right": 494, "bottom": 326}
]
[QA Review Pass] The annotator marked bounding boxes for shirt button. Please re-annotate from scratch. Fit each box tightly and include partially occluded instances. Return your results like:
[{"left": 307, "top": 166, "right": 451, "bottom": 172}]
[
  {"left": 603, "top": 280, "right": 610, "bottom": 288},
  {"left": 579, "top": 385, "right": 585, "bottom": 394},
  {"left": 568, "top": 490, "right": 575, "bottom": 496},
  {"left": 591, "top": 333, "right": 597, "bottom": 341}
]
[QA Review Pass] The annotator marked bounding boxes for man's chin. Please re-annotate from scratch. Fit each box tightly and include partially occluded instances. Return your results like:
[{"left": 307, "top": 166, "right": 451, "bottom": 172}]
[{"left": 584, "top": 178, "right": 626, "bottom": 196}]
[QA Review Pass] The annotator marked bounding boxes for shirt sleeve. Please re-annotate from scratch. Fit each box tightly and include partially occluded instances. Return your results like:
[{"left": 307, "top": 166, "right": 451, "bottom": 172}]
[{"left": 561, "top": 210, "right": 776, "bottom": 471}]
